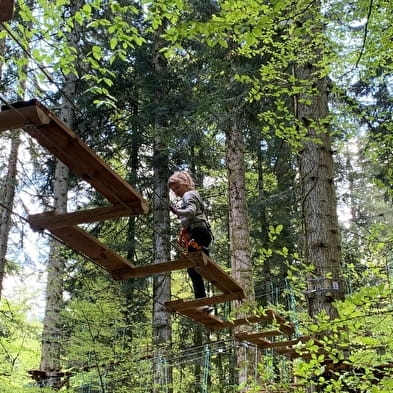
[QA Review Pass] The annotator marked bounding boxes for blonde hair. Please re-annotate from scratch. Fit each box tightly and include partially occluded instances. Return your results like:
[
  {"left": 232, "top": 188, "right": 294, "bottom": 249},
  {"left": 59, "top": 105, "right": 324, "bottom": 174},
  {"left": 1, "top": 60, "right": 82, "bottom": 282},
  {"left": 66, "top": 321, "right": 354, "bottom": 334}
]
[{"left": 167, "top": 171, "right": 195, "bottom": 190}]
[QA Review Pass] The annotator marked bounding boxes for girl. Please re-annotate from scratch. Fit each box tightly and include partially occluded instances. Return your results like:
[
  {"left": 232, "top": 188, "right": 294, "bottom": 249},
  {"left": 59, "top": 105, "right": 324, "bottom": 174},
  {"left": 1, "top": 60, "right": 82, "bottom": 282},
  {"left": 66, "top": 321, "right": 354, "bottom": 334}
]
[{"left": 168, "top": 171, "right": 213, "bottom": 302}]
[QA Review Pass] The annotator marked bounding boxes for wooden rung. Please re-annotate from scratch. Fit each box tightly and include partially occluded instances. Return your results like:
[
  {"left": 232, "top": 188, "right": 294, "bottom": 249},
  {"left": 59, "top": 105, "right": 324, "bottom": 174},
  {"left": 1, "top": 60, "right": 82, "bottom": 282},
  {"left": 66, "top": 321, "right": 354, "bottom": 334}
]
[
  {"left": 174, "top": 307, "right": 226, "bottom": 330},
  {"left": 214, "top": 310, "right": 289, "bottom": 330},
  {"left": 47, "top": 225, "right": 135, "bottom": 280},
  {"left": 116, "top": 252, "right": 206, "bottom": 279},
  {"left": 28, "top": 203, "right": 141, "bottom": 231},
  {"left": 264, "top": 336, "right": 322, "bottom": 349},
  {"left": 235, "top": 332, "right": 273, "bottom": 346},
  {"left": 166, "top": 291, "right": 244, "bottom": 312},
  {"left": 197, "top": 255, "right": 245, "bottom": 295},
  {"left": 236, "top": 330, "right": 286, "bottom": 340},
  {"left": 0, "top": 100, "right": 149, "bottom": 213},
  {"left": 0, "top": 0, "right": 14, "bottom": 22}
]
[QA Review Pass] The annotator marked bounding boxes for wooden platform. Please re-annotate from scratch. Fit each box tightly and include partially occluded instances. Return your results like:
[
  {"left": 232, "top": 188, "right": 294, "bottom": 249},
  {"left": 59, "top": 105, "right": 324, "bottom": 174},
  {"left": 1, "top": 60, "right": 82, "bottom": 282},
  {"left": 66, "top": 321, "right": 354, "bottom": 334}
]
[{"left": 0, "top": 0, "right": 14, "bottom": 21}]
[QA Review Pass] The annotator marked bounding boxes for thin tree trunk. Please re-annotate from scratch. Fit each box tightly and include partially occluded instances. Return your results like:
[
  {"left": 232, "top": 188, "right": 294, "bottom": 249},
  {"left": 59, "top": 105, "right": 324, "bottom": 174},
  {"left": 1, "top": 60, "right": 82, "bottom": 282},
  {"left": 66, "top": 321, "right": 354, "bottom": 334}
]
[
  {"left": 152, "top": 133, "right": 172, "bottom": 392},
  {"left": 0, "top": 133, "right": 21, "bottom": 299},
  {"left": 0, "top": 19, "right": 23, "bottom": 299},
  {"left": 39, "top": 158, "right": 69, "bottom": 389},
  {"left": 151, "top": 23, "right": 172, "bottom": 392},
  {"left": 225, "top": 113, "right": 255, "bottom": 391},
  {"left": 39, "top": 3, "right": 78, "bottom": 387},
  {"left": 256, "top": 140, "right": 273, "bottom": 304}
]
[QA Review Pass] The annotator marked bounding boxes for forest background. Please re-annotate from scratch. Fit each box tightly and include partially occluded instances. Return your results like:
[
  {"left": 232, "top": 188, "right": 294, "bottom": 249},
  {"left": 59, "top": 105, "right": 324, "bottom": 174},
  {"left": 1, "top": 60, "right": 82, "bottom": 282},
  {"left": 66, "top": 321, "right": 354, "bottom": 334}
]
[{"left": 0, "top": 0, "right": 393, "bottom": 392}]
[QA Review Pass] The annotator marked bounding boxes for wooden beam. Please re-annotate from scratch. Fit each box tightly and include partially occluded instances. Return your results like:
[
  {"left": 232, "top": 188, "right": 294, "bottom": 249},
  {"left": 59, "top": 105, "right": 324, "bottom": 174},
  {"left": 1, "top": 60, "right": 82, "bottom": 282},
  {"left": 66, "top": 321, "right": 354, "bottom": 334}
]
[
  {"left": 263, "top": 336, "right": 323, "bottom": 350},
  {"left": 235, "top": 332, "right": 272, "bottom": 347},
  {"left": 173, "top": 307, "right": 227, "bottom": 330},
  {"left": 236, "top": 330, "right": 286, "bottom": 340},
  {"left": 0, "top": 99, "right": 50, "bottom": 131},
  {"left": 0, "top": 0, "right": 14, "bottom": 22},
  {"left": 197, "top": 255, "right": 245, "bottom": 295},
  {"left": 28, "top": 203, "right": 142, "bottom": 231},
  {"left": 213, "top": 310, "right": 288, "bottom": 330},
  {"left": 116, "top": 252, "right": 207, "bottom": 279},
  {"left": 0, "top": 100, "right": 149, "bottom": 214},
  {"left": 48, "top": 225, "right": 135, "bottom": 280},
  {"left": 166, "top": 291, "right": 245, "bottom": 312}
]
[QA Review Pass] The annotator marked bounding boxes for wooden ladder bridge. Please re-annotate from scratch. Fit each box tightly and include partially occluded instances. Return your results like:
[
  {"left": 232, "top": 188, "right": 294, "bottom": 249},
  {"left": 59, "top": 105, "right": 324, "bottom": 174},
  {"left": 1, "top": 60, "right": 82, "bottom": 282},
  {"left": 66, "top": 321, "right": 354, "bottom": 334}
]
[{"left": 1, "top": 99, "right": 307, "bottom": 356}]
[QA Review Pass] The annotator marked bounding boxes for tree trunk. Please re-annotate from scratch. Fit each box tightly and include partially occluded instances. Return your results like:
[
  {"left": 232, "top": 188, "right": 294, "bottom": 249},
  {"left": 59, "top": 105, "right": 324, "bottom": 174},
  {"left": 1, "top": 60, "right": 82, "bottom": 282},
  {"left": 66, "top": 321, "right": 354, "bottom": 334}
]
[
  {"left": 152, "top": 134, "right": 172, "bottom": 392},
  {"left": 0, "top": 20, "right": 23, "bottom": 299},
  {"left": 151, "top": 23, "right": 172, "bottom": 392},
  {"left": 225, "top": 113, "right": 255, "bottom": 390},
  {"left": 0, "top": 132, "right": 21, "bottom": 299},
  {"left": 296, "top": 63, "right": 344, "bottom": 319},
  {"left": 39, "top": 3, "right": 78, "bottom": 388},
  {"left": 39, "top": 159, "right": 69, "bottom": 389},
  {"left": 256, "top": 139, "right": 273, "bottom": 304}
]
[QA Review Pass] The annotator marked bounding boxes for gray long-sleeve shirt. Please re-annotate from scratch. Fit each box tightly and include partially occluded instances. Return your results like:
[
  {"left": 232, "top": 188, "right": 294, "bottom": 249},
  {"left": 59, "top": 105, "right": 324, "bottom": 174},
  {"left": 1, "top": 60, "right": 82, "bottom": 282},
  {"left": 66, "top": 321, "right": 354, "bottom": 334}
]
[{"left": 176, "top": 190, "right": 208, "bottom": 229}]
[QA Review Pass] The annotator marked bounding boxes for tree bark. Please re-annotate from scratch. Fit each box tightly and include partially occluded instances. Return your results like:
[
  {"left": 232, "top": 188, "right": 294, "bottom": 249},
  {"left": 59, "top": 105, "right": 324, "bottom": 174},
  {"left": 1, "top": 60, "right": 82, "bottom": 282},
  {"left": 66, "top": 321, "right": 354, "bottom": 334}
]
[
  {"left": 152, "top": 134, "right": 172, "bottom": 392},
  {"left": 296, "top": 63, "right": 344, "bottom": 319},
  {"left": 0, "top": 21, "right": 22, "bottom": 299},
  {"left": 39, "top": 3, "right": 78, "bottom": 388},
  {"left": 151, "top": 23, "right": 172, "bottom": 393},
  {"left": 225, "top": 113, "right": 255, "bottom": 390},
  {"left": 0, "top": 133, "right": 21, "bottom": 299}
]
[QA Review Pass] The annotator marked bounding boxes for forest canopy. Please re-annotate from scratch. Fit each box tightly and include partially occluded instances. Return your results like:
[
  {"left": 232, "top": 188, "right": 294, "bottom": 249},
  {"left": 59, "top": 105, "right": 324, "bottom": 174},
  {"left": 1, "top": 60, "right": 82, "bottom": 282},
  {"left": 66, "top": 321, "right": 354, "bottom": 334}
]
[{"left": 0, "top": 0, "right": 393, "bottom": 392}]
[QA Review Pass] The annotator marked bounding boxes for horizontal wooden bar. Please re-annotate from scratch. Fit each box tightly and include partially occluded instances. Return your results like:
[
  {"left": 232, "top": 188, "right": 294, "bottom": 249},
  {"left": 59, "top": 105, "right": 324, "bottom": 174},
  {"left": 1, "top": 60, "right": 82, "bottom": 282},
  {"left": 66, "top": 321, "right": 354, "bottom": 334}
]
[
  {"left": 236, "top": 330, "right": 286, "bottom": 340},
  {"left": 28, "top": 203, "right": 142, "bottom": 230},
  {"left": 263, "top": 336, "right": 322, "bottom": 350},
  {"left": 234, "top": 333, "right": 272, "bottom": 347},
  {"left": 197, "top": 256, "right": 245, "bottom": 296},
  {"left": 116, "top": 252, "right": 207, "bottom": 279},
  {"left": 174, "top": 307, "right": 226, "bottom": 330},
  {"left": 166, "top": 291, "right": 244, "bottom": 312},
  {"left": 214, "top": 311, "right": 276, "bottom": 330},
  {"left": 48, "top": 225, "right": 135, "bottom": 280}
]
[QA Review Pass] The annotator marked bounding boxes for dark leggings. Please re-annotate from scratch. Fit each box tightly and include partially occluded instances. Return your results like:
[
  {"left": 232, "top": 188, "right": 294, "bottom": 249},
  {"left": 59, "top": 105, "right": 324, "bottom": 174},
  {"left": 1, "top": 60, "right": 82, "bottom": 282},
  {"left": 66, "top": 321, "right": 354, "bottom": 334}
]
[{"left": 187, "top": 226, "right": 212, "bottom": 298}]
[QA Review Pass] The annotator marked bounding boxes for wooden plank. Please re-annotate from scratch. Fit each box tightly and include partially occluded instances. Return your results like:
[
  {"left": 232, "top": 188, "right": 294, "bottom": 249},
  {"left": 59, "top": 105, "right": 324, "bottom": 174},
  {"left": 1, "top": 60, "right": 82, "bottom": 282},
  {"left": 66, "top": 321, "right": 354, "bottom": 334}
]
[
  {"left": 0, "top": 99, "right": 50, "bottom": 131},
  {"left": 26, "top": 117, "right": 149, "bottom": 212},
  {"left": 0, "top": 0, "right": 14, "bottom": 22},
  {"left": 263, "top": 336, "right": 322, "bottom": 350},
  {"left": 166, "top": 291, "right": 245, "bottom": 312},
  {"left": 236, "top": 330, "right": 286, "bottom": 340},
  {"left": 197, "top": 256, "right": 245, "bottom": 295},
  {"left": 115, "top": 252, "right": 206, "bottom": 279},
  {"left": 213, "top": 310, "right": 292, "bottom": 331},
  {"left": 47, "top": 225, "right": 135, "bottom": 280},
  {"left": 175, "top": 307, "right": 227, "bottom": 330},
  {"left": 28, "top": 203, "right": 141, "bottom": 230},
  {"left": 235, "top": 331, "right": 273, "bottom": 344},
  {"left": 1, "top": 100, "right": 148, "bottom": 214}
]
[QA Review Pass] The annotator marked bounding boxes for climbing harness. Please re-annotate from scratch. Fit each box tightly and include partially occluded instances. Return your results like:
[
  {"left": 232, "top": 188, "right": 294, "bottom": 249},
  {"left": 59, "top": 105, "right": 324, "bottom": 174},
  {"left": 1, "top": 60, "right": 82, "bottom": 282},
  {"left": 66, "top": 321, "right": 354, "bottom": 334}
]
[
  {"left": 178, "top": 227, "right": 189, "bottom": 250},
  {"left": 178, "top": 228, "right": 205, "bottom": 253}
]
